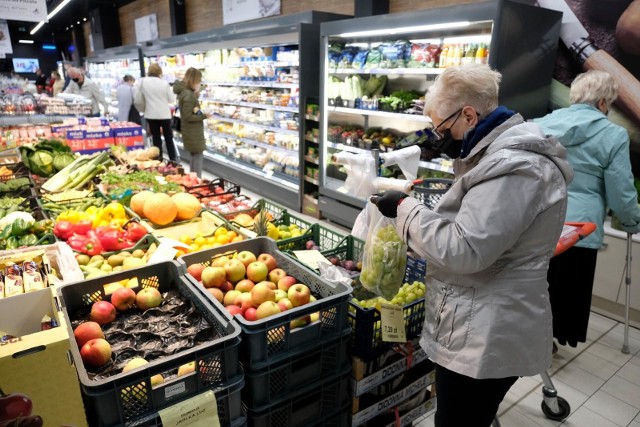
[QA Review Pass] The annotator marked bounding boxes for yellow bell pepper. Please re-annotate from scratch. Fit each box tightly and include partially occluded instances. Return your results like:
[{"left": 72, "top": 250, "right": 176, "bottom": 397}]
[{"left": 104, "top": 202, "right": 127, "bottom": 220}]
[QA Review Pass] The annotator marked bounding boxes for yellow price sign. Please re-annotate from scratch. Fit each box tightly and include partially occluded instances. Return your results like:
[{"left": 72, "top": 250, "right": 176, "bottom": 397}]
[
  {"left": 158, "top": 390, "right": 220, "bottom": 427},
  {"left": 380, "top": 303, "right": 407, "bottom": 343}
]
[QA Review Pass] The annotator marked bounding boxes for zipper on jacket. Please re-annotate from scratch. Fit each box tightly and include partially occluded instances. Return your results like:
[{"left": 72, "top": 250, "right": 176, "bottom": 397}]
[{"left": 435, "top": 286, "right": 453, "bottom": 327}]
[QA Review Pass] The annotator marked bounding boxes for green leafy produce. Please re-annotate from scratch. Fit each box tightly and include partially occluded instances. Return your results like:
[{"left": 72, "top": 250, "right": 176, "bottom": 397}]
[
  {"left": 42, "top": 151, "right": 113, "bottom": 192},
  {"left": 99, "top": 170, "right": 182, "bottom": 194},
  {"left": 379, "top": 90, "right": 420, "bottom": 112},
  {"left": 53, "top": 152, "right": 76, "bottom": 172},
  {"left": 30, "top": 150, "right": 55, "bottom": 176},
  {"left": 20, "top": 139, "right": 76, "bottom": 177},
  {"left": 0, "top": 177, "right": 31, "bottom": 194}
]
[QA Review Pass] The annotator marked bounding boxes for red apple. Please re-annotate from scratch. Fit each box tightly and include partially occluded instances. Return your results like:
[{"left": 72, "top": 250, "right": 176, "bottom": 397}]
[
  {"left": 235, "top": 279, "right": 255, "bottom": 293},
  {"left": 257, "top": 253, "right": 277, "bottom": 272},
  {"left": 111, "top": 287, "right": 136, "bottom": 311},
  {"left": 244, "top": 307, "right": 258, "bottom": 321},
  {"left": 236, "top": 250, "right": 257, "bottom": 267},
  {"left": 278, "top": 298, "right": 293, "bottom": 312},
  {"left": 223, "top": 290, "right": 242, "bottom": 307},
  {"left": 268, "top": 268, "right": 287, "bottom": 284},
  {"left": 226, "top": 305, "right": 243, "bottom": 316},
  {"left": 251, "top": 282, "right": 276, "bottom": 306},
  {"left": 277, "top": 276, "right": 297, "bottom": 292},
  {"left": 80, "top": 338, "right": 112, "bottom": 367},
  {"left": 136, "top": 287, "right": 162, "bottom": 311},
  {"left": 205, "top": 287, "right": 224, "bottom": 303},
  {"left": 256, "top": 281, "right": 276, "bottom": 290},
  {"left": 187, "top": 264, "right": 206, "bottom": 282},
  {"left": 288, "top": 284, "right": 311, "bottom": 307},
  {"left": 224, "top": 259, "right": 246, "bottom": 283},
  {"left": 256, "top": 301, "right": 281, "bottom": 320},
  {"left": 219, "top": 280, "right": 234, "bottom": 293},
  {"left": 246, "top": 261, "right": 268, "bottom": 283},
  {"left": 274, "top": 289, "right": 287, "bottom": 302},
  {"left": 74, "top": 321, "right": 104, "bottom": 348},
  {"left": 234, "top": 292, "right": 254, "bottom": 312},
  {"left": 90, "top": 301, "right": 116, "bottom": 325},
  {"left": 201, "top": 266, "right": 226, "bottom": 288}
]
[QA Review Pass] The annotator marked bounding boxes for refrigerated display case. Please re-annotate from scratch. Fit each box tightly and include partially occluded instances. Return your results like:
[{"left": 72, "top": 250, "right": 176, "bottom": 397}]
[
  {"left": 318, "top": 0, "right": 561, "bottom": 228},
  {"left": 141, "top": 12, "right": 349, "bottom": 211},
  {"left": 85, "top": 45, "right": 145, "bottom": 117}
]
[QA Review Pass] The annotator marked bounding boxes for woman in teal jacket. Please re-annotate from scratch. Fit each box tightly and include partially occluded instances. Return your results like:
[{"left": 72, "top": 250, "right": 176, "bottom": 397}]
[{"left": 535, "top": 70, "right": 640, "bottom": 348}]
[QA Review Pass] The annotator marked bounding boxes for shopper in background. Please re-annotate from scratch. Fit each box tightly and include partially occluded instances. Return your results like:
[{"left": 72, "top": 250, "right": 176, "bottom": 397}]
[
  {"left": 48, "top": 71, "right": 64, "bottom": 97},
  {"left": 534, "top": 70, "right": 640, "bottom": 350},
  {"left": 64, "top": 67, "right": 110, "bottom": 117},
  {"left": 372, "top": 64, "right": 572, "bottom": 427},
  {"left": 34, "top": 68, "right": 46, "bottom": 94},
  {"left": 173, "top": 67, "right": 209, "bottom": 178},
  {"left": 116, "top": 75, "right": 140, "bottom": 124},
  {"left": 135, "top": 63, "right": 178, "bottom": 162},
  {"left": 61, "top": 62, "right": 73, "bottom": 91}
]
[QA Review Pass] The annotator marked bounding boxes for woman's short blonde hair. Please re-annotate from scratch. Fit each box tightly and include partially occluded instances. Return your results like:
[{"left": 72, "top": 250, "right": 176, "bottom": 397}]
[
  {"left": 569, "top": 70, "right": 618, "bottom": 109},
  {"left": 183, "top": 67, "right": 202, "bottom": 91},
  {"left": 425, "top": 64, "right": 502, "bottom": 120},
  {"left": 147, "top": 63, "right": 163, "bottom": 77}
]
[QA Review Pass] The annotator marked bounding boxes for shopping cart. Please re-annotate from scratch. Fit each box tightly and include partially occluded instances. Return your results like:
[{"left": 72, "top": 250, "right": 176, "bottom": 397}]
[{"left": 408, "top": 179, "right": 597, "bottom": 425}]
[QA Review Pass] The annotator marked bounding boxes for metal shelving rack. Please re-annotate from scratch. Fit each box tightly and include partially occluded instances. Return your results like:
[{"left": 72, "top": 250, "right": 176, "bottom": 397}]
[
  {"left": 142, "top": 12, "right": 349, "bottom": 212},
  {"left": 318, "top": 0, "right": 561, "bottom": 228}
]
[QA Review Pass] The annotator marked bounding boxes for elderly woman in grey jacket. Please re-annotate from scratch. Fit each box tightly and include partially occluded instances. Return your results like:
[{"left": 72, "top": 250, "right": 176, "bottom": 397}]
[{"left": 373, "top": 64, "right": 573, "bottom": 427}]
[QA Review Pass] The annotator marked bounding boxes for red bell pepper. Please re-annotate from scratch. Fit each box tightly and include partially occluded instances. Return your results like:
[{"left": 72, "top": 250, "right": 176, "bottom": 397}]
[
  {"left": 53, "top": 221, "right": 75, "bottom": 240},
  {"left": 124, "top": 221, "right": 148, "bottom": 243},
  {"left": 67, "top": 232, "right": 103, "bottom": 256},
  {"left": 74, "top": 220, "right": 93, "bottom": 235},
  {"left": 95, "top": 227, "right": 132, "bottom": 252}
]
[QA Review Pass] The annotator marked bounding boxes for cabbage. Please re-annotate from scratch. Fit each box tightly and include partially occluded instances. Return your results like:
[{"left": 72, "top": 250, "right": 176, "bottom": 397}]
[
  {"left": 53, "top": 152, "right": 76, "bottom": 172},
  {"left": 30, "top": 150, "right": 55, "bottom": 177}
]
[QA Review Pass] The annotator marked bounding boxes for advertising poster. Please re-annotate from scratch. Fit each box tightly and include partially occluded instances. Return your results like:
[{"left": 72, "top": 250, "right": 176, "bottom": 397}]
[
  {"left": 0, "top": 0, "right": 47, "bottom": 23},
  {"left": 0, "top": 19, "right": 12, "bottom": 54},
  {"left": 135, "top": 13, "right": 158, "bottom": 43},
  {"left": 222, "top": 0, "right": 281, "bottom": 25}
]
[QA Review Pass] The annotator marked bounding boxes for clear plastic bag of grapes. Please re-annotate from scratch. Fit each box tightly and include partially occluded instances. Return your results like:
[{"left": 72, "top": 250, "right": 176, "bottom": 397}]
[{"left": 359, "top": 207, "right": 407, "bottom": 300}]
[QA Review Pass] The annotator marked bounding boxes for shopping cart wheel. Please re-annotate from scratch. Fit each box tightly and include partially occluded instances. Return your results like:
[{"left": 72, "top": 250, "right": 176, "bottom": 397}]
[{"left": 541, "top": 396, "right": 570, "bottom": 421}]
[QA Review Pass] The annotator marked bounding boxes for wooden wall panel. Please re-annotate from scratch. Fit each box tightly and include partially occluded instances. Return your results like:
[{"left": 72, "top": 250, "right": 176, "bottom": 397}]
[
  {"left": 119, "top": 0, "right": 172, "bottom": 45},
  {"left": 83, "top": 22, "right": 93, "bottom": 58}
]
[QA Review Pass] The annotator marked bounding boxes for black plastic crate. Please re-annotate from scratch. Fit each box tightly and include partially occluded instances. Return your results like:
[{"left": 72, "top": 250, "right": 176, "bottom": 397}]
[
  {"left": 186, "top": 177, "right": 241, "bottom": 199},
  {"left": 0, "top": 162, "right": 30, "bottom": 181},
  {"left": 412, "top": 178, "right": 453, "bottom": 210},
  {"left": 177, "top": 237, "right": 352, "bottom": 370},
  {"left": 246, "top": 369, "right": 351, "bottom": 427},
  {"left": 243, "top": 331, "right": 351, "bottom": 407},
  {"left": 125, "top": 376, "right": 246, "bottom": 427},
  {"left": 57, "top": 261, "right": 242, "bottom": 426},
  {"left": 404, "top": 255, "right": 426, "bottom": 284}
]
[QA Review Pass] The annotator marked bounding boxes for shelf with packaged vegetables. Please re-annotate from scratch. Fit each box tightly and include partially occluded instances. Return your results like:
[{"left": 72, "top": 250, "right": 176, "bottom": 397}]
[
  {"left": 204, "top": 129, "right": 298, "bottom": 155},
  {"left": 318, "top": 2, "right": 561, "bottom": 228}
]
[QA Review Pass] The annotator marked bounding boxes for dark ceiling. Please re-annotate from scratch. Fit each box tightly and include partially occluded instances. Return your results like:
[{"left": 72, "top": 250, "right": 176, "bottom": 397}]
[{"left": 6, "top": 0, "right": 135, "bottom": 45}]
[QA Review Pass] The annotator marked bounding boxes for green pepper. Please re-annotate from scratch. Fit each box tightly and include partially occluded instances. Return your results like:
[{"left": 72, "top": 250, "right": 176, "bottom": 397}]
[
  {"left": 11, "top": 219, "right": 31, "bottom": 237},
  {"left": 6, "top": 236, "right": 19, "bottom": 250},
  {"left": 18, "top": 234, "right": 38, "bottom": 247}
]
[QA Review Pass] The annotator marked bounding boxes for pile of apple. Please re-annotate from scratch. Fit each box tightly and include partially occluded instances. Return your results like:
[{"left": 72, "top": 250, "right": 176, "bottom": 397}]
[
  {"left": 73, "top": 286, "right": 162, "bottom": 369},
  {"left": 187, "top": 250, "right": 319, "bottom": 327}
]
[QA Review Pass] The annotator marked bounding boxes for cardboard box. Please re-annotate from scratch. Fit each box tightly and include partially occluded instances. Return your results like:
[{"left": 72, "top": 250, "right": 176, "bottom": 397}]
[
  {"left": 302, "top": 194, "right": 321, "bottom": 219},
  {"left": 0, "top": 288, "right": 88, "bottom": 427},
  {"left": 112, "top": 125, "right": 144, "bottom": 147}
]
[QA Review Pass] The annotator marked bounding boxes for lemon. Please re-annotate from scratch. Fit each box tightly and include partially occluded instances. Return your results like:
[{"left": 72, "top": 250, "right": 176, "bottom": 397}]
[{"left": 267, "top": 223, "right": 280, "bottom": 240}]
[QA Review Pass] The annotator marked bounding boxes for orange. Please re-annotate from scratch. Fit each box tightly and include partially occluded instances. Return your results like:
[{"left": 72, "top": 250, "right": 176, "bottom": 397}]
[
  {"left": 227, "top": 230, "right": 238, "bottom": 239},
  {"left": 130, "top": 191, "right": 154, "bottom": 217},
  {"left": 143, "top": 193, "right": 178, "bottom": 225},
  {"left": 171, "top": 193, "right": 201, "bottom": 221}
]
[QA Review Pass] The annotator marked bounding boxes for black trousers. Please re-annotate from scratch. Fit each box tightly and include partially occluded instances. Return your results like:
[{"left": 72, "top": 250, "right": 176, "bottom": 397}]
[
  {"left": 434, "top": 364, "right": 517, "bottom": 427},
  {"left": 547, "top": 246, "right": 598, "bottom": 347},
  {"left": 146, "top": 119, "right": 177, "bottom": 161}
]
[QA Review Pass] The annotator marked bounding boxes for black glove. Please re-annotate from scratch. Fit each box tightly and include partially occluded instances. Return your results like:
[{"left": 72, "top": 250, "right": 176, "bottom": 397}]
[{"left": 371, "top": 191, "right": 407, "bottom": 218}]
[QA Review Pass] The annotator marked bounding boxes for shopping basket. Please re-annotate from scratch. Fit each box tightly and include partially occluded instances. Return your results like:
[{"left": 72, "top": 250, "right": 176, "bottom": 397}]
[{"left": 411, "top": 178, "right": 453, "bottom": 210}]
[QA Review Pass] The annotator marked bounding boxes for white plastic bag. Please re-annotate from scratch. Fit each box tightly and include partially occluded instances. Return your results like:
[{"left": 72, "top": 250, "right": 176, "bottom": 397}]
[
  {"left": 352, "top": 200, "right": 378, "bottom": 240},
  {"left": 359, "top": 207, "right": 407, "bottom": 299}
]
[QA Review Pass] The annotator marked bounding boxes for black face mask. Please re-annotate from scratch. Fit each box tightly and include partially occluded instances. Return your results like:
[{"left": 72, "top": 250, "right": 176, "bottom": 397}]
[
  {"left": 433, "top": 128, "right": 463, "bottom": 159},
  {"left": 72, "top": 77, "right": 80, "bottom": 83}
]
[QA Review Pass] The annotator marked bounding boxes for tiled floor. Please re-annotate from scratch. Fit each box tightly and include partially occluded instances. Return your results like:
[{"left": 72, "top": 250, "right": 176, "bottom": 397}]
[{"left": 413, "top": 313, "right": 640, "bottom": 427}]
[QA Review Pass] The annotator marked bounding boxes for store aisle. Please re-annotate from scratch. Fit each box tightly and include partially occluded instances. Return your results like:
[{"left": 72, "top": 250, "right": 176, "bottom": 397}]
[{"left": 413, "top": 312, "right": 640, "bottom": 427}]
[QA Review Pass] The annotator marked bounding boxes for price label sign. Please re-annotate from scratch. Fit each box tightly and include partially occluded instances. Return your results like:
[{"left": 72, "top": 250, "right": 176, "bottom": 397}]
[
  {"left": 380, "top": 303, "right": 407, "bottom": 343},
  {"left": 158, "top": 389, "right": 220, "bottom": 427}
]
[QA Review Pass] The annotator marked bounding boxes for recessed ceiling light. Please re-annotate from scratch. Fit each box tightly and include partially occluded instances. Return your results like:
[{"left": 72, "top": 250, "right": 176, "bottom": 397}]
[
  {"left": 18, "top": 39, "right": 34, "bottom": 44},
  {"left": 70, "top": 24, "right": 74, "bottom": 28},
  {"left": 66, "top": 27, "right": 69, "bottom": 30},
  {"left": 83, "top": 18, "right": 87, "bottom": 21},
  {"left": 76, "top": 21, "right": 80, "bottom": 24}
]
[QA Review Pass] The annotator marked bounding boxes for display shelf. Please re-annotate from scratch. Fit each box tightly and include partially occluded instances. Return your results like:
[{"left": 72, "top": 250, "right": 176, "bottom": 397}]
[
  {"left": 201, "top": 98, "right": 299, "bottom": 113},
  {"left": 328, "top": 106, "right": 432, "bottom": 123},
  {"left": 206, "top": 130, "right": 298, "bottom": 155},
  {"left": 205, "top": 81, "right": 298, "bottom": 89},
  {"left": 0, "top": 114, "right": 73, "bottom": 126},
  {"left": 304, "top": 156, "right": 319, "bottom": 164},
  {"left": 330, "top": 68, "right": 445, "bottom": 76},
  {"left": 305, "top": 114, "right": 320, "bottom": 121},
  {"left": 209, "top": 114, "right": 299, "bottom": 136},
  {"left": 305, "top": 136, "right": 319, "bottom": 143},
  {"left": 228, "top": 60, "right": 300, "bottom": 68},
  {"left": 419, "top": 160, "right": 454, "bottom": 174},
  {"left": 304, "top": 176, "right": 319, "bottom": 185},
  {"left": 327, "top": 141, "right": 368, "bottom": 155},
  {"left": 203, "top": 149, "right": 298, "bottom": 188}
]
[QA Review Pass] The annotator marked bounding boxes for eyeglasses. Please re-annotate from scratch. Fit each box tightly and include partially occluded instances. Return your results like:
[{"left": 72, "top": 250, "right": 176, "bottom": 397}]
[{"left": 432, "top": 109, "right": 463, "bottom": 140}]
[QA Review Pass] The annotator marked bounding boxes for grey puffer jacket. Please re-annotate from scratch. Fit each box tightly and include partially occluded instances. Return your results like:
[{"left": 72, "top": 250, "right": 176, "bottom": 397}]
[{"left": 397, "top": 115, "right": 573, "bottom": 379}]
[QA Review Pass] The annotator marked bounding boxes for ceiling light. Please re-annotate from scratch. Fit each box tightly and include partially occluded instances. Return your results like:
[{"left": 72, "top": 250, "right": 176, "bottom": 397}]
[
  {"left": 70, "top": 24, "right": 74, "bottom": 28},
  {"left": 30, "top": 0, "right": 74, "bottom": 35},
  {"left": 83, "top": 18, "right": 87, "bottom": 21},
  {"left": 19, "top": 39, "right": 35, "bottom": 44},
  {"left": 76, "top": 21, "right": 80, "bottom": 24},
  {"left": 338, "top": 22, "right": 471, "bottom": 38}
]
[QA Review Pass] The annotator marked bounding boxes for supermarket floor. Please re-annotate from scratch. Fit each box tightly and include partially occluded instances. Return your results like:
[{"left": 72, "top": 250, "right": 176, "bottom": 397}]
[{"left": 194, "top": 164, "right": 640, "bottom": 427}]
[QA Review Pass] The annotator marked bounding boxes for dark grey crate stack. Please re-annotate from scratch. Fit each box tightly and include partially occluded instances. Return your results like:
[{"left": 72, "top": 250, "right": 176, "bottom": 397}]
[{"left": 178, "top": 237, "right": 353, "bottom": 426}]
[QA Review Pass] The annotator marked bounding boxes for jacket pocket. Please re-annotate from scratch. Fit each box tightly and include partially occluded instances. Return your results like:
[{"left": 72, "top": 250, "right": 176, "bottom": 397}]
[{"left": 429, "top": 281, "right": 475, "bottom": 351}]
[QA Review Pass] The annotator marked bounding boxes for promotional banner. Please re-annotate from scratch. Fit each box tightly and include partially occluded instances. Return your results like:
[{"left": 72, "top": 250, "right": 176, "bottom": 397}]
[
  {"left": 0, "top": 0, "right": 47, "bottom": 23},
  {"left": 0, "top": 20, "right": 11, "bottom": 54},
  {"left": 135, "top": 13, "right": 158, "bottom": 43},
  {"left": 222, "top": 0, "right": 281, "bottom": 25}
]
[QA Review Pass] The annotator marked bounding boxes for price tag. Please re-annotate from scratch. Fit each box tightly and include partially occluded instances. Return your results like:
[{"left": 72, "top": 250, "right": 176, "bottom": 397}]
[
  {"left": 292, "top": 250, "right": 332, "bottom": 270},
  {"left": 380, "top": 303, "right": 407, "bottom": 343},
  {"left": 148, "top": 242, "right": 179, "bottom": 264},
  {"left": 158, "top": 390, "right": 220, "bottom": 427}
]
